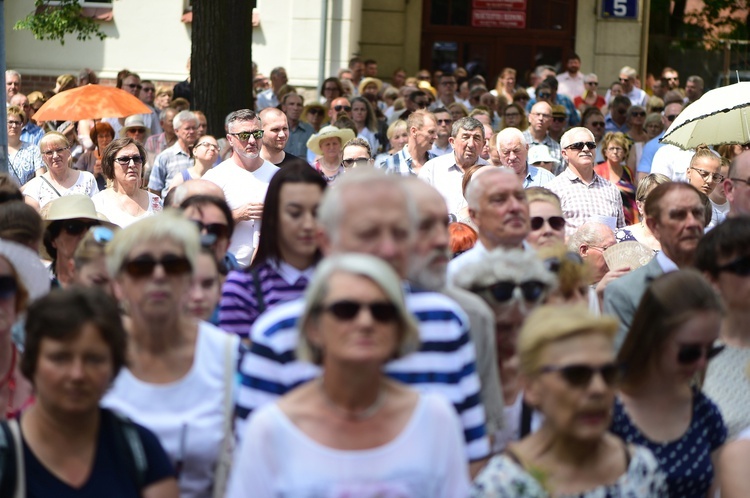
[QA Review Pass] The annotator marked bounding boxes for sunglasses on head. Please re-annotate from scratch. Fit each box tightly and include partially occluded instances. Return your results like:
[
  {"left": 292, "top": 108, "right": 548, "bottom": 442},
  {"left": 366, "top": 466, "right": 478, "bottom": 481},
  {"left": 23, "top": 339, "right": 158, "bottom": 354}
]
[
  {"left": 540, "top": 363, "right": 622, "bottom": 388},
  {"left": 0, "top": 276, "right": 18, "bottom": 301},
  {"left": 121, "top": 254, "right": 193, "bottom": 278},
  {"left": 62, "top": 220, "right": 99, "bottom": 236},
  {"left": 334, "top": 105, "right": 352, "bottom": 113},
  {"left": 565, "top": 141, "right": 596, "bottom": 151},
  {"left": 318, "top": 299, "right": 399, "bottom": 323},
  {"left": 677, "top": 344, "right": 724, "bottom": 365},
  {"left": 530, "top": 216, "right": 565, "bottom": 231},
  {"left": 717, "top": 255, "right": 750, "bottom": 276},
  {"left": 479, "top": 280, "right": 547, "bottom": 303},
  {"left": 230, "top": 130, "right": 264, "bottom": 141},
  {"left": 192, "top": 220, "right": 230, "bottom": 240}
]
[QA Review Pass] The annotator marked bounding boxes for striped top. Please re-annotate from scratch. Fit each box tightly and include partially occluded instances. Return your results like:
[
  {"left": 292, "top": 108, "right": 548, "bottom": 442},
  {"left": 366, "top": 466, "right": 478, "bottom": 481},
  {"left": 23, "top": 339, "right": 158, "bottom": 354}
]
[
  {"left": 219, "top": 260, "right": 314, "bottom": 339},
  {"left": 235, "top": 287, "right": 490, "bottom": 462}
]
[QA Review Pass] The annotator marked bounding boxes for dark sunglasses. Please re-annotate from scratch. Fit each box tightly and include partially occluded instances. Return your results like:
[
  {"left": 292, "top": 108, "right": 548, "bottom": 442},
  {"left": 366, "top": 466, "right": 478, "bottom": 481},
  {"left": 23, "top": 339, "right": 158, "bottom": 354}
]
[
  {"left": 630, "top": 111, "right": 646, "bottom": 117},
  {"left": 230, "top": 130, "right": 264, "bottom": 141},
  {"left": 589, "top": 121, "right": 605, "bottom": 128},
  {"left": 436, "top": 119, "right": 453, "bottom": 125},
  {"left": 414, "top": 101, "right": 429, "bottom": 109},
  {"left": 540, "top": 363, "right": 622, "bottom": 388},
  {"left": 585, "top": 81, "right": 598, "bottom": 86},
  {"left": 114, "top": 155, "right": 144, "bottom": 166},
  {"left": 665, "top": 114, "right": 678, "bottom": 122},
  {"left": 677, "top": 344, "right": 725, "bottom": 365},
  {"left": 537, "top": 92, "right": 551, "bottom": 99},
  {"left": 127, "top": 83, "right": 143, "bottom": 90},
  {"left": 530, "top": 216, "right": 565, "bottom": 231},
  {"left": 552, "top": 117, "right": 566, "bottom": 123},
  {"left": 0, "top": 276, "right": 18, "bottom": 300},
  {"left": 565, "top": 141, "right": 596, "bottom": 151},
  {"left": 121, "top": 254, "right": 193, "bottom": 278},
  {"left": 308, "top": 108, "right": 324, "bottom": 116},
  {"left": 342, "top": 157, "right": 371, "bottom": 168},
  {"left": 318, "top": 299, "right": 399, "bottom": 323},
  {"left": 651, "top": 107, "right": 664, "bottom": 113},
  {"left": 63, "top": 220, "right": 99, "bottom": 236},
  {"left": 192, "top": 220, "right": 230, "bottom": 240},
  {"left": 717, "top": 255, "right": 750, "bottom": 276},
  {"left": 479, "top": 280, "right": 547, "bottom": 303},
  {"left": 333, "top": 105, "right": 352, "bottom": 113}
]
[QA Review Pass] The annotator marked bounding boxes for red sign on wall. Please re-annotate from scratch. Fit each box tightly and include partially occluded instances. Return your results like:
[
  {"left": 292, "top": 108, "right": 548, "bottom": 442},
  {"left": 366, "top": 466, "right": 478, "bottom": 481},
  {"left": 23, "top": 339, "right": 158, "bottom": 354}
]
[
  {"left": 472, "top": 9, "right": 526, "bottom": 28},
  {"left": 473, "top": 0, "right": 527, "bottom": 10}
]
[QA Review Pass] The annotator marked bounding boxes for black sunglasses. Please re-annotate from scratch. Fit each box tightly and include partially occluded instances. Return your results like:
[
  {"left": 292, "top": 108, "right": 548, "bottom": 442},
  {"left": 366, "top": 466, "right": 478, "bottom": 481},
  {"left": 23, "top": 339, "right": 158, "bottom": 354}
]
[
  {"left": 537, "top": 92, "right": 551, "bottom": 99},
  {"left": 540, "top": 362, "right": 622, "bottom": 388},
  {"left": 0, "top": 276, "right": 18, "bottom": 300},
  {"left": 121, "top": 254, "right": 193, "bottom": 278},
  {"left": 530, "top": 216, "right": 565, "bottom": 231},
  {"left": 479, "top": 280, "right": 547, "bottom": 303},
  {"left": 565, "top": 141, "right": 596, "bottom": 151},
  {"left": 333, "top": 105, "right": 352, "bottom": 113},
  {"left": 308, "top": 108, "right": 324, "bottom": 116},
  {"left": 318, "top": 300, "right": 399, "bottom": 323},
  {"left": 544, "top": 252, "right": 584, "bottom": 273},
  {"left": 192, "top": 220, "right": 230, "bottom": 240},
  {"left": 63, "top": 220, "right": 99, "bottom": 236},
  {"left": 552, "top": 117, "right": 565, "bottom": 123},
  {"left": 717, "top": 255, "right": 750, "bottom": 276},
  {"left": 114, "top": 155, "right": 144, "bottom": 166},
  {"left": 230, "top": 130, "right": 263, "bottom": 141},
  {"left": 630, "top": 111, "right": 646, "bottom": 117},
  {"left": 677, "top": 344, "right": 725, "bottom": 365},
  {"left": 342, "top": 157, "right": 371, "bottom": 168},
  {"left": 665, "top": 114, "right": 678, "bottom": 122},
  {"left": 651, "top": 107, "right": 664, "bottom": 113}
]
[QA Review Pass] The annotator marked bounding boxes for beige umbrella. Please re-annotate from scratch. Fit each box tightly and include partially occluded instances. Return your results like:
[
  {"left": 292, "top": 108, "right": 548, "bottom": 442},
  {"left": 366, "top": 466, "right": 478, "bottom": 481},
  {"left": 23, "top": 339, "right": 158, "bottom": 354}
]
[{"left": 660, "top": 81, "right": 750, "bottom": 150}]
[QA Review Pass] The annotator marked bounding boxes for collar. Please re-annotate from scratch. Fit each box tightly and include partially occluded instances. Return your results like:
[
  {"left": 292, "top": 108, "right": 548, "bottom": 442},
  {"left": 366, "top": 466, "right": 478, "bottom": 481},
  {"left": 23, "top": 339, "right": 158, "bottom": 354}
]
[
  {"left": 269, "top": 259, "right": 315, "bottom": 286},
  {"left": 562, "top": 166, "right": 598, "bottom": 185},
  {"left": 655, "top": 251, "right": 679, "bottom": 273}
]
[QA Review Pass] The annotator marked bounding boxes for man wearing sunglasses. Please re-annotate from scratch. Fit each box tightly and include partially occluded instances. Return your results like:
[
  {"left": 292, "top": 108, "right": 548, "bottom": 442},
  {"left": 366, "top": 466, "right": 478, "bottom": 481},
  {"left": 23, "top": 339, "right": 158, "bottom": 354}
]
[
  {"left": 327, "top": 97, "right": 352, "bottom": 124},
  {"left": 636, "top": 101, "right": 684, "bottom": 182},
  {"left": 430, "top": 108, "right": 454, "bottom": 157},
  {"left": 496, "top": 128, "right": 554, "bottom": 188},
  {"left": 604, "top": 95, "right": 632, "bottom": 134},
  {"left": 282, "top": 93, "right": 313, "bottom": 159},
  {"left": 546, "top": 127, "right": 625, "bottom": 237},
  {"left": 202, "top": 109, "right": 280, "bottom": 266},
  {"left": 604, "top": 182, "right": 706, "bottom": 346},
  {"left": 237, "top": 170, "right": 492, "bottom": 474}
]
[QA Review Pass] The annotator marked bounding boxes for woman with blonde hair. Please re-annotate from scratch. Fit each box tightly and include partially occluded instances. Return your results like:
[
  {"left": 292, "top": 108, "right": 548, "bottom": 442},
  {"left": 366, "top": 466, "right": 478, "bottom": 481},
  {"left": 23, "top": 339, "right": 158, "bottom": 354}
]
[
  {"left": 472, "top": 305, "right": 666, "bottom": 496},
  {"left": 525, "top": 188, "right": 566, "bottom": 250},
  {"left": 227, "top": 254, "right": 470, "bottom": 497},
  {"left": 374, "top": 119, "right": 408, "bottom": 167},
  {"left": 595, "top": 132, "right": 638, "bottom": 225},
  {"left": 500, "top": 103, "right": 528, "bottom": 131},
  {"left": 615, "top": 173, "right": 670, "bottom": 251}
]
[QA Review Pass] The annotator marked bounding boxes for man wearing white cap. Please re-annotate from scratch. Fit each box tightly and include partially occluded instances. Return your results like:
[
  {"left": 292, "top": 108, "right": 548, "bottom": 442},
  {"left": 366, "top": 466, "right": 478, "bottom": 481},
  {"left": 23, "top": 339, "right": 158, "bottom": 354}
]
[{"left": 496, "top": 128, "right": 555, "bottom": 188}]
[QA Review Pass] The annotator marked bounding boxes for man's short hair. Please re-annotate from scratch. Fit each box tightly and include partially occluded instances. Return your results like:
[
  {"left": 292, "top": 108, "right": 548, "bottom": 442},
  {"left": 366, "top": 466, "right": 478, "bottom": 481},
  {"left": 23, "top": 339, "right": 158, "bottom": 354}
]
[
  {"left": 408, "top": 90, "right": 427, "bottom": 103},
  {"left": 343, "top": 137, "right": 372, "bottom": 157},
  {"left": 560, "top": 127, "right": 595, "bottom": 149},
  {"left": 644, "top": 182, "right": 701, "bottom": 221},
  {"left": 619, "top": 66, "right": 637, "bottom": 79},
  {"left": 568, "top": 53, "right": 581, "bottom": 62},
  {"left": 611, "top": 95, "right": 632, "bottom": 109},
  {"left": 226, "top": 109, "right": 258, "bottom": 129},
  {"left": 348, "top": 56, "right": 363, "bottom": 68},
  {"left": 541, "top": 76, "right": 558, "bottom": 91},
  {"left": 696, "top": 216, "right": 750, "bottom": 277},
  {"left": 661, "top": 66, "right": 678, "bottom": 77},
  {"left": 686, "top": 75, "right": 704, "bottom": 88},
  {"left": 364, "top": 59, "right": 377, "bottom": 66},
  {"left": 270, "top": 67, "right": 286, "bottom": 78},
  {"left": 5, "top": 70, "right": 21, "bottom": 81},
  {"left": 496, "top": 127, "right": 527, "bottom": 150},
  {"left": 567, "top": 222, "right": 611, "bottom": 252},
  {"left": 173, "top": 110, "right": 198, "bottom": 130},
  {"left": 407, "top": 109, "right": 436, "bottom": 131},
  {"left": 432, "top": 107, "right": 449, "bottom": 115},
  {"left": 281, "top": 92, "right": 303, "bottom": 106},
  {"left": 451, "top": 116, "right": 483, "bottom": 138}
]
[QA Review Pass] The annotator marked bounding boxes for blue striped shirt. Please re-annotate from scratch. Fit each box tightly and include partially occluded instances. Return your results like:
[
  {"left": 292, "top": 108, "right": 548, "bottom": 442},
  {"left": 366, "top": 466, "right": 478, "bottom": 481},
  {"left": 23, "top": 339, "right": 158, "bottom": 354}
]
[
  {"left": 219, "top": 261, "right": 312, "bottom": 339},
  {"left": 381, "top": 145, "right": 436, "bottom": 176},
  {"left": 235, "top": 287, "right": 490, "bottom": 462}
]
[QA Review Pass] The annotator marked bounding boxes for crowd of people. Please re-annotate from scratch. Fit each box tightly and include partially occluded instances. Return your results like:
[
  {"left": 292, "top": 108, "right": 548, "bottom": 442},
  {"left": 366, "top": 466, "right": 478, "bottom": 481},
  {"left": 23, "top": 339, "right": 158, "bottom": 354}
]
[{"left": 0, "top": 56, "right": 748, "bottom": 497}]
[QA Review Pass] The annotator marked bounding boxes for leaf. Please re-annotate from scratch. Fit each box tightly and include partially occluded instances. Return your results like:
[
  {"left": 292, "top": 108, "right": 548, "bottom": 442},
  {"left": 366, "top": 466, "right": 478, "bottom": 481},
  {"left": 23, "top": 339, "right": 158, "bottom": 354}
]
[{"left": 13, "top": 0, "right": 107, "bottom": 46}]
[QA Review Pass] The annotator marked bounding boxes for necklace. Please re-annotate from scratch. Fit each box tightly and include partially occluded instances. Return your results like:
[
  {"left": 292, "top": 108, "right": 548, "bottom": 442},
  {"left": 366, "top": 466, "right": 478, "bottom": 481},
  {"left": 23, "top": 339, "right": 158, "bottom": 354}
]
[
  {"left": 318, "top": 378, "right": 386, "bottom": 421},
  {"left": 1, "top": 344, "right": 17, "bottom": 418}
]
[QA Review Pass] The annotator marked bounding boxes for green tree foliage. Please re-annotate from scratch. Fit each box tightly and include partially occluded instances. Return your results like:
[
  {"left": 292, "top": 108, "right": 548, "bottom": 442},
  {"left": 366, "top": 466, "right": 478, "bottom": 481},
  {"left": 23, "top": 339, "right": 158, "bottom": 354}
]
[{"left": 14, "top": 0, "right": 107, "bottom": 45}]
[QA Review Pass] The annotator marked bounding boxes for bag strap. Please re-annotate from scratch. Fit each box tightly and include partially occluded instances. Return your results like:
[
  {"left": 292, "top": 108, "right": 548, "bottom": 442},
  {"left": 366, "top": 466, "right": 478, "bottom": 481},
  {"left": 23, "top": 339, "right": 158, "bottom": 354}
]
[
  {"left": 7, "top": 420, "right": 24, "bottom": 498},
  {"left": 250, "top": 267, "right": 266, "bottom": 315},
  {"left": 111, "top": 411, "right": 147, "bottom": 490},
  {"left": 211, "top": 334, "right": 236, "bottom": 498},
  {"left": 0, "top": 420, "right": 17, "bottom": 498},
  {"left": 39, "top": 176, "right": 63, "bottom": 198}
]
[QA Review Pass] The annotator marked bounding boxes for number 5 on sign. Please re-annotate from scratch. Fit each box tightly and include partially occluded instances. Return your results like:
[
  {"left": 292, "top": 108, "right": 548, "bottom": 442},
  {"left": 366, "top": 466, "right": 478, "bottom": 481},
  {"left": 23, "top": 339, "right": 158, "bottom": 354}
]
[{"left": 602, "top": 0, "right": 637, "bottom": 19}]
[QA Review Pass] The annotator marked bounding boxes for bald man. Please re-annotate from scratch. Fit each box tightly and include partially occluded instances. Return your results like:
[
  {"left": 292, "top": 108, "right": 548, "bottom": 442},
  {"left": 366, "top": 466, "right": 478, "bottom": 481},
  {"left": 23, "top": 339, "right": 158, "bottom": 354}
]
[
  {"left": 166, "top": 178, "right": 226, "bottom": 207},
  {"left": 522, "top": 101, "right": 562, "bottom": 165},
  {"left": 259, "top": 107, "right": 300, "bottom": 167}
]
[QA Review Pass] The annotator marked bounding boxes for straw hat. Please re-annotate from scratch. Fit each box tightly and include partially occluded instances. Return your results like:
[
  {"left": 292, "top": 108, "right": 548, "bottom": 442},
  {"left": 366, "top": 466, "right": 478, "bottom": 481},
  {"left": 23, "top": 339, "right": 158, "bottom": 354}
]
[
  {"left": 306, "top": 125, "right": 356, "bottom": 155},
  {"left": 358, "top": 77, "right": 383, "bottom": 95},
  {"left": 418, "top": 81, "right": 437, "bottom": 98},
  {"left": 41, "top": 195, "right": 117, "bottom": 259},
  {"left": 0, "top": 238, "right": 51, "bottom": 301},
  {"left": 551, "top": 105, "right": 567, "bottom": 119},
  {"left": 119, "top": 115, "right": 151, "bottom": 139},
  {"left": 528, "top": 145, "right": 560, "bottom": 165}
]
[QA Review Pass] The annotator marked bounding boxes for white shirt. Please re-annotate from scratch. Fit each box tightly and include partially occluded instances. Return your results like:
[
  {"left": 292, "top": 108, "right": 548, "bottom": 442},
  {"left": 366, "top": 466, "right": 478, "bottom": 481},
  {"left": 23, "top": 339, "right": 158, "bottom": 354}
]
[
  {"left": 227, "top": 393, "right": 471, "bottom": 498},
  {"left": 557, "top": 71, "right": 585, "bottom": 100},
  {"left": 650, "top": 144, "right": 695, "bottom": 182},
  {"left": 203, "top": 158, "right": 279, "bottom": 266},
  {"left": 92, "top": 190, "right": 163, "bottom": 228},
  {"left": 418, "top": 153, "right": 489, "bottom": 218}
]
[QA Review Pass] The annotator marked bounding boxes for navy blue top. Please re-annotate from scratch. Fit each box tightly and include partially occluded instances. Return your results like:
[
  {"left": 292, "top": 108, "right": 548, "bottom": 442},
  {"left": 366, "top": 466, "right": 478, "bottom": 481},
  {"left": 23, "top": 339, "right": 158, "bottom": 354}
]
[
  {"left": 610, "top": 389, "right": 726, "bottom": 498},
  {"left": 24, "top": 408, "right": 175, "bottom": 498}
]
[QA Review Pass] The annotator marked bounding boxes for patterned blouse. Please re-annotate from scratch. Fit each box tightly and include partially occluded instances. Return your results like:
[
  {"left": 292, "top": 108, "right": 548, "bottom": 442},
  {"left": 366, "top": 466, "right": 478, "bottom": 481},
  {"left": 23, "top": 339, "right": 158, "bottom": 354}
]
[
  {"left": 471, "top": 445, "right": 667, "bottom": 497},
  {"left": 595, "top": 162, "right": 638, "bottom": 225}
]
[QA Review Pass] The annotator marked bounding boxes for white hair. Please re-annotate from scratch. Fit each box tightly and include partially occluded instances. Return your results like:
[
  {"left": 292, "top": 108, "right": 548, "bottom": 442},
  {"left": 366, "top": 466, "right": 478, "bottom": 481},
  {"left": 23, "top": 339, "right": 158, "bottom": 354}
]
[
  {"left": 465, "top": 167, "right": 517, "bottom": 210},
  {"left": 173, "top": 110, "right": 198, "bottom": 131},
  {"left": 496, "top": 127, "right": 527, "bottom": 151},
  {"left": 560, "top": 127, "right": 595, "bottom": 149}
]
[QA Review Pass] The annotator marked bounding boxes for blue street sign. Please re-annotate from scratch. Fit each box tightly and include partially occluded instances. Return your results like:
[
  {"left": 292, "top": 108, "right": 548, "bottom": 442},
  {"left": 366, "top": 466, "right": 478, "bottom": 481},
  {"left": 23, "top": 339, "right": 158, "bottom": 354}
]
[{"left": 602, "top": 0, "right": 638, "bottom": 19}]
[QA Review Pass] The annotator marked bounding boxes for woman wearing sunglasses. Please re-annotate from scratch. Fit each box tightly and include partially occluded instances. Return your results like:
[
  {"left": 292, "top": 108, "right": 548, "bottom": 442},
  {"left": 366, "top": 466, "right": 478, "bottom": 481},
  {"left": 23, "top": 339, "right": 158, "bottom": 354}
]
[
  {"left": 227, "top": 254, "right": 470, "bottom": 497},
  {"left": 613, "top": 270, "right": 726, "bottom": 497},
  {"left": 455, "top": 248, "right": 556, "bottom": 452},
  {"left": 472, "top": 305, "right": 667, "bottom": 497},
  {"left": 23, "top": 131, "right": 99, "bottom": 212},
  {"left": 92, "top": 138, "right": 163, "bottom": 228},
  {"left": 524, "top": 188, "right": 566, "bottom": 249},
  {"left": 220, "top": 162, "right": 327, "bottom": 341},
  {"left": 102, "top": 212, "right": 239, "bottom": 498}
]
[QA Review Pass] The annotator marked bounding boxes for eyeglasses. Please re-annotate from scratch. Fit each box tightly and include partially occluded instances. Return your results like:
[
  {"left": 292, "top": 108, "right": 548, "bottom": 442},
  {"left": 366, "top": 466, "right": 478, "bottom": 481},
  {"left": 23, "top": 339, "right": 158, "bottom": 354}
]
[
  {"left": 43, "top": 147, "right": 69, "bottom": 158},
  {"left": 552, "top": 117, "right": 565, "bottom": 123},
  {"left": 128, "top": 127, "right": 146, "bottom": 134},
  {"left": 230, "top": 130, "right": 264, "bottom": 141},
  {"left": 530, "top": 216, "right": 565, "bottom": 231},
  {"left": 121, "top": 254, "right": 193, "bottom": 278},
  {"left": 0, "top": 276, "right": 18, "bottom": 301},
  {"left": 342, "top": 157, "right": 371, "bottom": 168},
  {"left": 90, "top": 226, "right": 114, "bottom": 244},
  {"left": 504, "top": 112, "right": 520, "bottom": 118},
  {"left": 127, "top": 83, "right": 143, "bottom": 91},
  {"left": 417, "top": 75, "right": 431, "bottom": 81},
  {"left": 62, "top": 220, "right": 99, "bottom": 236},
  {"left": 192, "top": 220, "right": 230, "bottom": 240},
  {"left": 607, "top": 146, "right": 625, "bottom": 153},
  {"left": 537, "top": 92, "right": 552, "bottom": 100},
  {"left": 440, "top": 80, "right": 457, "bottom": 87},
  {"left": 436, "top": 119, "right": 453, "bottom": 125},
  {"left": 690, "top": 166, "right": 724, "bottom": 183},
  {"left": 666, "top": 77, "right": 679, "bottom": 82},
  {"left": 477, "top": 280, "right": 547, "bottom": 303},
  {"left": 196, "top": 142, "right": 220, "bottom": 151},
  {"left": 565, "top": 141, "right": 596, "bottom": 151},
  {"left": 630, "top": 111, "right": 646, "bottom": 117},
  {"left": 539, "top": 363, "right": 622, "bottom": 388},
  {"left": 664, "top": 113, "right": 678, "bottom": 122},
  {"left": 317, "top": 299, "right": 399, "bottom": 323},
  {"left": 585, "top": 81, "right": 598, "bottom": 86},
  {"left": 531, "top": 112, "right": 551, "bottom": 120},
  {"left": 142, "top": 87, "right": 155, "bottom": 93},
  {"left": 651, "top": 106, "right": 664, "bottom": 113},
  {"left": 114, "top": 155, "right": 144, "bottom": 166},
  {"left": 717, "top": 255, "right": 750, "bottom": 276},
  {"left": 7, "top": 120, "right": 22, "bottom": 127},
  {"left": 677, "top": 344, "right": 724, "bottom": 365},
  {"left": 333, "top": 105, "right": 352, "bottom": 113},
  {"left": 588, "top": 244, "right": 614, "bottom": 252}
]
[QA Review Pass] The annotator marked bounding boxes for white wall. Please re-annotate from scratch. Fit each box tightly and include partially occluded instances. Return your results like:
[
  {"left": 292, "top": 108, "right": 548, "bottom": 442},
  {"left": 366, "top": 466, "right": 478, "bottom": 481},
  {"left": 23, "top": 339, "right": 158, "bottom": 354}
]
[{"left": 6, "top": 0, "right": 192, "bottom": 81}]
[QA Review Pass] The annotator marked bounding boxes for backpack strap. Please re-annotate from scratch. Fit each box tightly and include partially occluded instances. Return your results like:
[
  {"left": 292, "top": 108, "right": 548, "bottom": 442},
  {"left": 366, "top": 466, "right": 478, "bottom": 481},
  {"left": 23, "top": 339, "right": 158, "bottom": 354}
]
[
  {"left": 0, "top": 419, "right": 24, "bottom": 498},
  {"left": 110, "top": 411, "right": 147, "bottom": 490}
]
